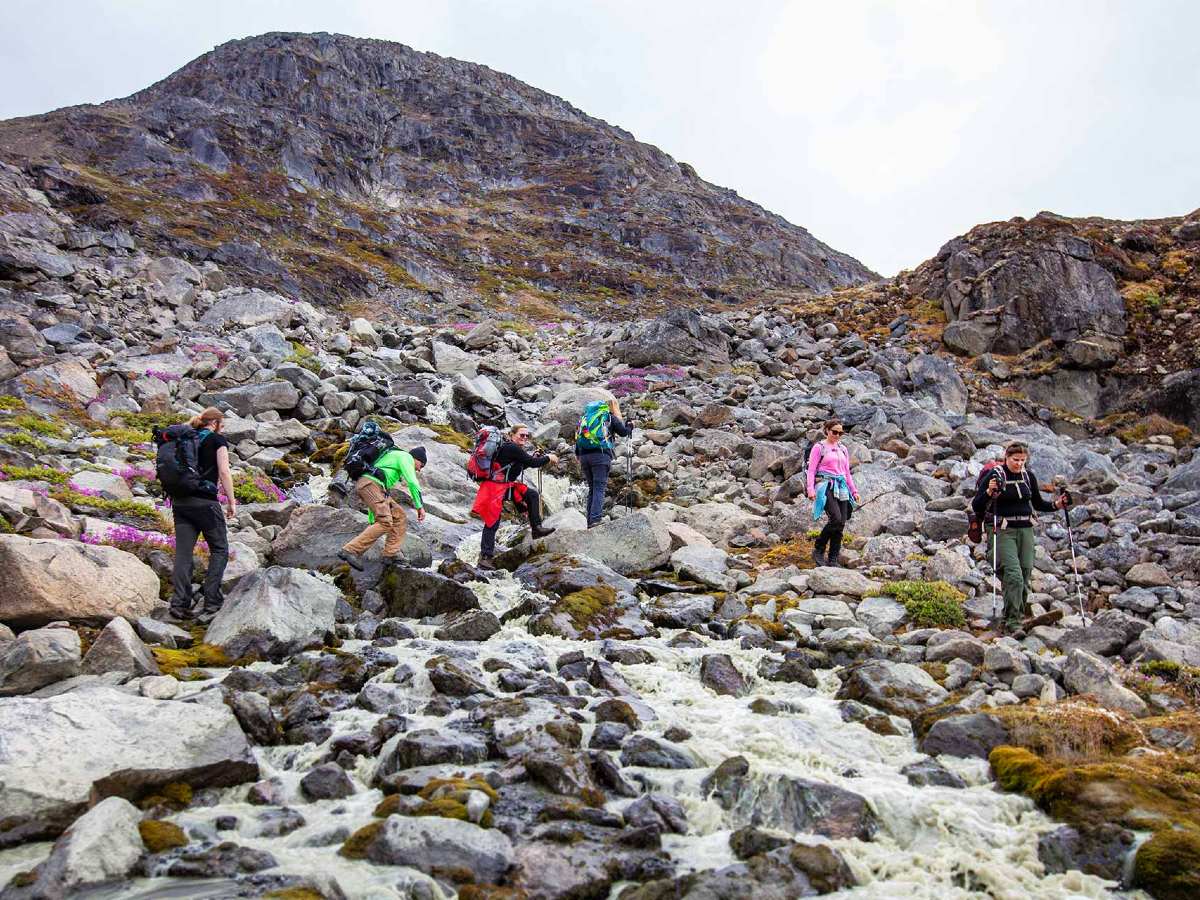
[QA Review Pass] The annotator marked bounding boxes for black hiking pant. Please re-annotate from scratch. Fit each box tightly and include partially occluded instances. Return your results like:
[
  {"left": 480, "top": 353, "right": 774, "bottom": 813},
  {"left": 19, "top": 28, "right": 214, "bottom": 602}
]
[
  {"left": 579, "top": 452, "right": 612, "bottom": 527},
  {"left": 171, "top": 497, "right": 229, "bottom": 614},
  {"left": 816, "top": 491, "right": 852, "bottom": 561},
  {"left": 481, "top": 486, "right": 543, "bottom": 558}
]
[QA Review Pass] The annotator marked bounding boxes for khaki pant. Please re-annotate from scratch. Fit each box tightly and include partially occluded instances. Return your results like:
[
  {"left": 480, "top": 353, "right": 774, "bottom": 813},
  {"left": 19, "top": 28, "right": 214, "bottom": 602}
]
[
  {"left": 343, "top": 478, "right": 407, "bottom": 558},
  {"left": 987, "top": 525, "right": 1035, "bottom": 626}
]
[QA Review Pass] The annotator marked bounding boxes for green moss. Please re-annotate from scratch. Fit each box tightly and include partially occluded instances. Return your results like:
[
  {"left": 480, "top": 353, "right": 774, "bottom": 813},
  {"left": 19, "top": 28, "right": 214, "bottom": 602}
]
[
  {"left": 138, "top": 819, "right": 187, "bottom": 853},
  {"left": 0, "top": 464, "right": 70, "bottom": 484},
  {"left": 881, "top": 580, "right": 965, "bottom": 627},
  {"left": 339, "top": 821, "right": 383, "bottom": 859},
  {"left": 0, "top": 396, "right": 26, "bottom": 411},
  {"left": 1133, "top": 829, "right": 1200, "bottom": 900},
  {"left": 232, "top": 471, "right": 279, "bottom": 504},
  {"left": 8, "top": 871, "right": 35, "bottom": 888},
  {"left": 264, "top": 891, "right": 325, "bottom": 900},
  {"left": 425, "top": 422, "right": 473, "bottom": 451},
  {"left": 50, "top": 488, "right": 160, "bottom": 521},
  {"left": 558, "top": 586, "right": 617, "bottom": 630},
  {"left": 139, "top": 781, "right": 194, "bottom": 811},
  {"left": 7, "top": 413, "right": 70, "bottom": 439},
  {"left": 419, "top": 776, "right": 499, "bottom": 803},
  {"left": 151, "top": 643, "right": 233, "bottom": 678},
  {"left": 285, "top": 342, "right": 322, "bottom": 374},
  {"left": 985, "top": 702, "right": 1144, "bottom": 760},
  {"left": 90, "top": 425, "right": 152, "bottom": 446},
  {"left": 2, "top": 432, "right": 49, "bottom": 452}
]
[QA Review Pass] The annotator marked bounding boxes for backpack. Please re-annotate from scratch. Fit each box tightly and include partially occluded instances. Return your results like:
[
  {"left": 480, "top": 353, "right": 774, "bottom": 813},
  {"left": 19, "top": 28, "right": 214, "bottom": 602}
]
[
  {"left": 799, "top": 439, "right": 825, "bottom": 483},
  {"left": 467, "top": 425, "right": 505, "bottom": 482},
  {"left": 343, "top": 421, "right": 395, "bottom": 480},
  {"left": 576, "top": 401, "right": 613, "bottom": 451},
  {"left": 153, "top": 424, "right": 216, "bottom": 498}
]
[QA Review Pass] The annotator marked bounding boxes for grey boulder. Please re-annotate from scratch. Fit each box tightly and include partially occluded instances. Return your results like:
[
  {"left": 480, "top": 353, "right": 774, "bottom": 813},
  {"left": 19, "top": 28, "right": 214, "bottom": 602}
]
[{"left": 205, "top": 566, "right": 341, "bottom": 661}]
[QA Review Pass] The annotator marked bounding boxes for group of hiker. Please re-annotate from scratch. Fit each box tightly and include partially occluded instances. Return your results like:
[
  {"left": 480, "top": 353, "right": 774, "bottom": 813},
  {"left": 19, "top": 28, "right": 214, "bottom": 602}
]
[{"left": 158, "top": 396, "right": 1071, "bottom": 636}]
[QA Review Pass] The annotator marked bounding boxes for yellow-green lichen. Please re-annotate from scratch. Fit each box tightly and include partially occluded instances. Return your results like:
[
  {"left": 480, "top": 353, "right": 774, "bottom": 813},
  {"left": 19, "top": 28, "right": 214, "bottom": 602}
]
[
  {"left": 138, "top": 819, "right": 188, "bottom": 853},
  {"left": 339, "top": 821, "right": 383, "bottom": 859}
]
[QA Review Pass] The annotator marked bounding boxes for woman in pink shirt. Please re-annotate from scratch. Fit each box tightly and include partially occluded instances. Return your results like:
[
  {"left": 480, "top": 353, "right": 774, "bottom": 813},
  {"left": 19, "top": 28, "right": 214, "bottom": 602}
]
[{"left": 806, "top": 418, "right": 860, "bottom": 567}]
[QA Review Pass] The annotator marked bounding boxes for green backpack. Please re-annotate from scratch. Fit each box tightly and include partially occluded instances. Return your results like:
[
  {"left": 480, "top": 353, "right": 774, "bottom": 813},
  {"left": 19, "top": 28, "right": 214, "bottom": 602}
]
[{"left": 576, "top": 400, "right": 613, "bottom": 451}]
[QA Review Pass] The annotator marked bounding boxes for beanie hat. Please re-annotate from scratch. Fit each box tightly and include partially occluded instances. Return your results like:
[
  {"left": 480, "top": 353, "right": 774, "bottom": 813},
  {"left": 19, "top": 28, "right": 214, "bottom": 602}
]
[{"left": 410, "top": 446, "right": 428, "bottom": 465}]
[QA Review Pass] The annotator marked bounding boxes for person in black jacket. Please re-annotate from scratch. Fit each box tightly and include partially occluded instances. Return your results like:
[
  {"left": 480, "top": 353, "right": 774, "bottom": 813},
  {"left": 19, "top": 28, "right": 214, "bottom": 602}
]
[
  {"left": 476, "top": 424, "right": 558, "bottom": 569},
  {"left": 971, "top": 442, "right": 1067, "bottom": 633},
  {"left": 575, "top": 395, "right": 633, "bottom": 528}
]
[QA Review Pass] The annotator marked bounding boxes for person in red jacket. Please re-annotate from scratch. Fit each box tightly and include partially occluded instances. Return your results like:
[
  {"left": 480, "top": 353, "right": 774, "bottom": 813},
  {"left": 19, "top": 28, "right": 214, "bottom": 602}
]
[{"left": 472, "top": 423, "right": 558, "bottom": 570}]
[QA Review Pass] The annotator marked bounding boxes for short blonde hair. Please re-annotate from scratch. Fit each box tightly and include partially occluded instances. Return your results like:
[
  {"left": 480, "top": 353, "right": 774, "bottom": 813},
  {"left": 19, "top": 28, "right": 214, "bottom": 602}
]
[{"left": 509, "top": 423, "right": 530, "bottom": 437}]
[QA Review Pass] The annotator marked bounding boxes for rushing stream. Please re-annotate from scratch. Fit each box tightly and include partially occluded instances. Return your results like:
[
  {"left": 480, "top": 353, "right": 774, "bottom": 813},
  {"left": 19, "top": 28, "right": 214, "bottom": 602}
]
[{"left": 0, "top": 553, "right": 1148, "bottom": 899}]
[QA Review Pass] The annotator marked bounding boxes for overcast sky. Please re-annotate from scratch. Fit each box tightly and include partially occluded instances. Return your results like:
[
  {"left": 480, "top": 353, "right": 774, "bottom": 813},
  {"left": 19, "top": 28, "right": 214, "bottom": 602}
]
[{"left": 3, "top": 0, "right": 1197, "bottom": 275}]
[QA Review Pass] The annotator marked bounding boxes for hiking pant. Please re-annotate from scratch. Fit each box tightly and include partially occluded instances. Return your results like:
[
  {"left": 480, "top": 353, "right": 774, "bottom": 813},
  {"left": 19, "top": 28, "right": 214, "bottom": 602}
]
[
  {"left": 343, "top": 477, "right": 407, "bottom": 558},
  {"left": 579, "top": 453, "right": 612, "bottom": 527},
  {"left": 988, "top": 525, "right": 1035, "bottom": 626},
  {"left": 481, "top": 486, "right": 542, "bottom": 558},
  {"left": 171, "top": 498, "right": 228, "bottom": 614},
  {"left": 815, "top": 489, "right": 852, "bottom": 561}
]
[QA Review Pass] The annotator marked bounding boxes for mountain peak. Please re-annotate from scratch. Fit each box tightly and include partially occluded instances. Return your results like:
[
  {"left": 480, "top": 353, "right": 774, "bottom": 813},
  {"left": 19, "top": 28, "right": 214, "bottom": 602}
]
[{"left": 0, "top": 31, "right": 875, "bottom": 319}]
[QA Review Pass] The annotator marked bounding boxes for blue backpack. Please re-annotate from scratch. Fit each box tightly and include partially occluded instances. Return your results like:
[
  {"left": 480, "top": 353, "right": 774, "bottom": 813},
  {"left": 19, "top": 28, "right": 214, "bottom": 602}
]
[{"left": 576, "top": 401, "right": 613, "bottom": 451}]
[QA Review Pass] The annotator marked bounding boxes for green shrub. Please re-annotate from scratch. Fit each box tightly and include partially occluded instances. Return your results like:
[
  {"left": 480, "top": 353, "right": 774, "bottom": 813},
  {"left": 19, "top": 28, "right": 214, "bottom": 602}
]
[
  {"left": 91, "top": 425, "right": 153, "bottom": 446},
  {"left": 51, "top": 488, "right": 160, "bottom": 521},
  {"left": 882, "top": 580, "right": 966, "bottom": 627},
  {"left": 0, "top": 464, "right": 71, "bottom": 484},
  {"left": 0, "top": 396, "right": 25, "bottom": 411},
  {"left": 7, "top": 414, "right": 70, "bottom": 439},
  {"left": 1, "top": 432, "right": 48, "bottom": 452}
]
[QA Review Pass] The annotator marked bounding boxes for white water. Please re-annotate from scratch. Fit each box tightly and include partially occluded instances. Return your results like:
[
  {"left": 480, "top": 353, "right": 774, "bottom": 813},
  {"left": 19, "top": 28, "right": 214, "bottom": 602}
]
[{"left": 0, "top": 561, "right": 1149, "bottom": 899}]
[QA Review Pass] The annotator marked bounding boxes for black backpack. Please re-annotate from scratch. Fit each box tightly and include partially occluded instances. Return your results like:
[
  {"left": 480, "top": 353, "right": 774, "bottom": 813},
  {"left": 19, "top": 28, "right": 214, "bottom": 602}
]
[
  {"left": 153, "top": 424, "right": 216, "bottom": 498},
  {"left": 799, "top": 439, "right": 824, "bottom": 482},
  {"left": 343, "top": 421, "right": 395, "bottom": 480}
]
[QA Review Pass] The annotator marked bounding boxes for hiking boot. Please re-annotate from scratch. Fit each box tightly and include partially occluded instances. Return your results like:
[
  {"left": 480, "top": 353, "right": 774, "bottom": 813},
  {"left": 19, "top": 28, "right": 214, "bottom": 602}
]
[
  {"left": 337, "top": 549, "right": 365, "bottom": 571},
  {"left": 196, "top": 605, "right": 223, "bottom": 626},
  {"left": 165, "top": 606, "right": 192, "bottom": 624},
  {"left": 381, "top": 556, "right": 406, "bottom": 570},
  {"left": 531, "top": 526, "right": 556, "bottom": 539},
  {"left": 811, "top": 548, "right": 827, "bottom": 567},
  {"left": 826, "top": 553, "right": 842, "bottom": 568},
  {"left": 477, "top": 557, "right": 497, "bottom": 571}
]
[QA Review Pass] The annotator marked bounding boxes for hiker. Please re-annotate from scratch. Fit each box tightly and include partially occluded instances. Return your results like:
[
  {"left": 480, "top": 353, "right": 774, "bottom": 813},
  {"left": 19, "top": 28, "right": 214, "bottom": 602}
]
[
  {"left": 472, "top": 423, "right": 558, "bottom": 569},
  {"left": 575, "top": 395, "right": 633, "bottom": 528},
  {"left": 167, "top": 407, "right": 235, "bottom": 624},
  {"left": 337, "top": 445, "right": 427, "bottom": 570},
  {"left": 971, "top": 441, "right": 1067, "bottom": 633},
  {"left": 806, "top": 418, "right": 860, "bottom": 567}
]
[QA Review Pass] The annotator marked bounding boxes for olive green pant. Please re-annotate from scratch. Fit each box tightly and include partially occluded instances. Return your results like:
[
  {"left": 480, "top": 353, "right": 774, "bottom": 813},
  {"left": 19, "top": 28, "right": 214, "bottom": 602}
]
[{"left": 987, "top": 526, "right": 1035, "bottom": 626}]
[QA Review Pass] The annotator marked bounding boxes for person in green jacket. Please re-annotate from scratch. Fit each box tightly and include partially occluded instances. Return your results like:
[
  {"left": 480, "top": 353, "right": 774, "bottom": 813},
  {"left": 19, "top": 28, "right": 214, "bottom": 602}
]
[{"left": 338, "top": 446, "right": 427, "bottom": 569}]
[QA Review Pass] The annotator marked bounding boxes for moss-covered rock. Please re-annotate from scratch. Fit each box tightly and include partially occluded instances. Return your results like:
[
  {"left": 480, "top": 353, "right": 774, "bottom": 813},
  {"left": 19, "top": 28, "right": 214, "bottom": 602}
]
[
  {"left": 1133, "top": 829, "right": 1200, "bottom": 900},
  {"left": 339, "top": 820, "right": 384, "bottom": 859},
  {"left": 151, "top": 643, "right": 234, "bottom": 678},
  {"left": 138, "top": 819, "right": 188, "bottom": 852}
]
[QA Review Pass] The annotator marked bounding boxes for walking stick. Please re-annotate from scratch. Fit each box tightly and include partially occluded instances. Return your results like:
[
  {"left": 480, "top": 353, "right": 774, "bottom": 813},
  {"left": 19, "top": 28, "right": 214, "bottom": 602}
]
[
  {"left": 1054, "top": 477, "right": 1088, "bottom": 625},
  {"left": 991, "top": 498, "right": 1002, "bottom": 625}
]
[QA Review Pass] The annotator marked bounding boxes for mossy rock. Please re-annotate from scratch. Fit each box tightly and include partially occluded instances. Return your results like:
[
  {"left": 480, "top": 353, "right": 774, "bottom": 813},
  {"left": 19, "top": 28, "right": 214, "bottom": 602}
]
[
  {"left": 990, "top": 745, "right": 1200, "bottom": 833},
  {"left": 985, "top": 702, "right": 1144, "bottom": 759},
  {"left": 138, "top": 819, "right": 188, "bottom": 853},
  {"left": 151, "top": 643, "right": 234, "bottom": 678},
  {"left": 419, "top": 776, "right": 499, "bottom": 803},
  {"left": 425, "top": 423, "right": 473, "bottom": 451},
  {"left": 264, "top": 890, "right": 325, "bottom": 900},
  {"left": 881, "top": 580, "right": 965, "bottom": 628},
  {"left": 1133, "top": 829, "right": 1200, "bottom": 900},
  {"left": 139, "top": 781, "right": 194, "bottom": 811},
  {"left": 457, "top": 886, "right": 527, "bottom": 900},
  {"left": 339, "top": 820, "right": 384, "bottom": 859}
]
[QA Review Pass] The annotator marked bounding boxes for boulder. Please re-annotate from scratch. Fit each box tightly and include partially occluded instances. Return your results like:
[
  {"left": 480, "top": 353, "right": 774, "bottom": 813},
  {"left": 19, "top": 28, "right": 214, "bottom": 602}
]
[
  {"left": 538, "top": 511, "right": 671, "bottom": 576},
  {"left": 919, "top": 713, "right": 1010, "bottom": 759},
  {"left": 646, "top": 592, "right": 716, "bottom": 629},
  {"left": 620, "top": 734, "right": 700, "bottom": 769},
  {"left": 835, "top": 660, "right": 949, "bottom": 718},
  {"left": 700, "top": 653, "right": 751, "bottom": 697},
  {"left": 15, "top": 359, "right": 99, "bottom": 405},
  {"left": 199, "top": 381, "right": 299, "bottom": 416},
  {"left": 543, "top": 387, "right": 614, "bottom": 432},
  {"left": 379, "top": 567, "right": 480, "bottom": 618},
  {"left": 671, "top": 544, "right": 735, "bottom": 591},
  {"left": 925, "top": 631, "right": 987, "bottom": 665},
  {"left": 205, "top": 566, "right": 341, "bottom": 661},
  {"left": 1062, "top": 649, "right": 1149, "bottom": 717},
  {"left": 271, "top": 505, "right": 431, "bottom": 572},
  {"left": 806, "top": 567, "right": 882, "bottom": 598},
  {"left": 618, "top": 309, "right": 730, "bottom": 368},
  {"left": 0, "top": 536, "right": 160, "bottom": 628},
  {"left": 907, "top": 353, "right": 968, "bottom": 416},
  {"left": 1038, "top": 824, "right": 1135, "bottom": 882},
  {"left": 901, "top": 758, "right": 967, "bottom": 788},
  {"left": 2, "top": 797, "right": 144, "bottom": 898},
  {"left": 1124, "top": 562, "right": 1171, "bottom": 588},
  {"left": 80, "top": 617, "right": 160, "bottom": 677},
  {"left": 0, "top": 687, "right": 258, "bottom": 846},
  {"left": 430, "top": 340, "right": 479, "bottom": 377},
  {"left": 199, "top": 289, "right": 297, "bottom": 328},
  {"left": 0, "top": 627, "right": 81, "bottom": 697},
  {"left": 364, "top": 815, "right": 513, "bottom": 882},
  {"left": 434, "top": 609, "right": 501, "bottom": 641},
  {"left": 674, "top": 501, "right": 768, "bottom": 547}
]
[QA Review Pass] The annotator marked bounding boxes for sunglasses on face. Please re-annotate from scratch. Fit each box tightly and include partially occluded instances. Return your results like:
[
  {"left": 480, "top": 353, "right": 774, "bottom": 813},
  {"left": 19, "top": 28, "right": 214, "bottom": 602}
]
[
  {"left": 829, "top": 430, "right": 843, "bottom": 436},
  {"left": 515, "top": 433, "right": 530, "bottom": 440}
]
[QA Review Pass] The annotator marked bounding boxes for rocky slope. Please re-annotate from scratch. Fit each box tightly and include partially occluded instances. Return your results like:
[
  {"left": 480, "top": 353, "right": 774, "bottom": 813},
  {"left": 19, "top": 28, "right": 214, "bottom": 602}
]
[
  {"left": 0, "top": 199, "right": 1198, "bottom": 897},
  {"left": 0, "top": 32, "right": 874, "bottom": 322}
]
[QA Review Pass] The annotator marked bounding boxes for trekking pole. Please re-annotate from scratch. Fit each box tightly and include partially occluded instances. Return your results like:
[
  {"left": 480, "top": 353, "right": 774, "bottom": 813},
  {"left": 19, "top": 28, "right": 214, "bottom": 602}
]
[
  {"left": 625, "top": 433, "right": 634, "bottom": 516},
  {"left": 991, "top": 500, "right": 1002, "bottom": 625},
  {"left": 1054, "top": 477, "right": 1088, "bottom": 625}
]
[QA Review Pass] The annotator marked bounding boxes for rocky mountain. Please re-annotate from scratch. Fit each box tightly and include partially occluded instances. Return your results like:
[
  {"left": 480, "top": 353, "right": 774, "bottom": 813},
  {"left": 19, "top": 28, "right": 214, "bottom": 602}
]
[{"left": 0, "top": 32, "right": 874, "bottom": 321}]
